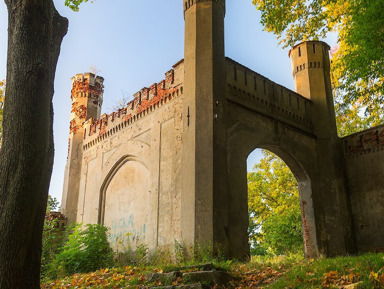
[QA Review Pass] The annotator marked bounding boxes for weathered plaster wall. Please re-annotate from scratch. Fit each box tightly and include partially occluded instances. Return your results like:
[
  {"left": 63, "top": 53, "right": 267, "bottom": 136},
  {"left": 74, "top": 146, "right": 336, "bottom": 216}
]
[
  {"left": 74, "top": 61, "right": 184, "bottom": 250},
  {"left": 343, "top": 125, "right": 384, "bottom": 252}
]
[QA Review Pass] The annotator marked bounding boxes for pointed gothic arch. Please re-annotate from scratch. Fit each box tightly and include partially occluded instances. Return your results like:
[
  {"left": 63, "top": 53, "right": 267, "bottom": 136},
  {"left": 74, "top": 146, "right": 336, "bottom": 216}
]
[{"left": 98, "top": 155, "right": 150, "bottom": 247}]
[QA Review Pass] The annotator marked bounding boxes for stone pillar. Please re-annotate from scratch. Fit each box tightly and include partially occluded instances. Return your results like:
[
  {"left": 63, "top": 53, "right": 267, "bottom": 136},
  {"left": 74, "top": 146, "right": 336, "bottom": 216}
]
[
  {"left": 61, "top": 73, "right": 104, "bottom": 224},
  {"left": 181, "top": 0, "right": 229, "bottom": 254},
  {"left": 290, "top": 41, "right": 355, "bottom": 256}
]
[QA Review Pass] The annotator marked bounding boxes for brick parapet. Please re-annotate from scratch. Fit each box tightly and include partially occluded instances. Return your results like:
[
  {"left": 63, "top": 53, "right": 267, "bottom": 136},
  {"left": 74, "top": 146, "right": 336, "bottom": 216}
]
[
  {"left": 82, "top": 67, "right": 183, "bottom": 151},
  {"left": 71, "top": 73, "right": 104, "bottom": 101},
  {"left": 342, "top": 124, "right": 384, "bottom": 158}
]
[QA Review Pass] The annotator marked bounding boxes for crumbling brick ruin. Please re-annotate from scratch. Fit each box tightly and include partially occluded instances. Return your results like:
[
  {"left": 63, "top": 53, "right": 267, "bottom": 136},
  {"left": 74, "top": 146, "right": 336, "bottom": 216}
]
[{"left": 61, "top": 0, "right": 384, "bottom": 259}]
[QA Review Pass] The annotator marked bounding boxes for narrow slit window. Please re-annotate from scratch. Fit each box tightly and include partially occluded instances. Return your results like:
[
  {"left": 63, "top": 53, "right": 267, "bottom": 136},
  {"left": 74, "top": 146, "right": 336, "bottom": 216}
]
[
  {"left": 244, "top": 71, "right": 247, "bottom": 86},
  {"left": 263, "top": 79, "right": 266, "bottom": 94}
]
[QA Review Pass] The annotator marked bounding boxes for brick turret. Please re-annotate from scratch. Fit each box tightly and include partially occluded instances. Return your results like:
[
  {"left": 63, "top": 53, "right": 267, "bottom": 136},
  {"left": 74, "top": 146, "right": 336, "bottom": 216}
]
[
  {"left": 61, "top": 73, "right": 104, "bottom": 223},
  {"left": 69, "top": 73, "right": 104, "bottom": 135}
]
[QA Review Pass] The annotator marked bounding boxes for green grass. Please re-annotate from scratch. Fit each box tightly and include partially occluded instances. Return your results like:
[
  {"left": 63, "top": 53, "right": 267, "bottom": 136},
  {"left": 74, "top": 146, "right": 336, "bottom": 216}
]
[
  {"left": 265, "top": 253, "right": 384, "bottom": 288},
  {"left": 41, "top": 253, "right": 384, "bottom": 288}
]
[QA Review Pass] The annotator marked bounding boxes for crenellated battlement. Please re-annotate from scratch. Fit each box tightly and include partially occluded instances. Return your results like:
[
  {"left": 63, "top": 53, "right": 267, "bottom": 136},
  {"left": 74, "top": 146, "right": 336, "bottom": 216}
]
[
  {"left": 289, "top": 41, "right": 330, "bottom": 77},
  {"left": 71, "top": 73, "right": 104, "bottom": 102},
  {"left": 81, "top": 60, "right": 184, "bottom": 151},
  {"left": 184, "top": 0, "right": 225, "bottom": 13},
  {"left": 69, "top": 73, "right": 104, "bottom": 135},
  {"left": 226, "top": 57, "right": 313, "bottom": 132}
]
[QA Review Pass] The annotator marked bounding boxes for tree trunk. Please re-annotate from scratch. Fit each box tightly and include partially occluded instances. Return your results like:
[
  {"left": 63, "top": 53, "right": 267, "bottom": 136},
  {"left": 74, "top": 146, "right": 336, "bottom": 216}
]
[{"left": 0, "top": 0, "right": 67, "bottom": 288}]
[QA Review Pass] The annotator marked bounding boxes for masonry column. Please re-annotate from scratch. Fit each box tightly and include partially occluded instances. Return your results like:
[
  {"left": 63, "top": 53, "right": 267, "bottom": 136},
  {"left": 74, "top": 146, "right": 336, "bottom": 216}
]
[
  {"left": 61, "top": 73, "right": 104, "bottom": 223},
  {"left": 181, "top": 0, "right": 228, "bottom": 254},
  {"left": 290, "top": 41, "right": 355, "bottom": 256}
]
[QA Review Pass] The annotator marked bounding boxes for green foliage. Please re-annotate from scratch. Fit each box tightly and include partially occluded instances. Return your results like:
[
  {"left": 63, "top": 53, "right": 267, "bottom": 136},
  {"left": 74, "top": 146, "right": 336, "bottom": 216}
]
[
  {"left": 115, "top": 237, "right": 224, "bottom": 270},
  {"left": 47, "top": 195, "right": 59, "bottom": 212},
  {"left": 248, "top": 150, "right": 303, "bottom": 255},
  {"left": 335, "top": 100, "right": 383, "bottom": 137},
  {"left": 262, "top": 206, "right": 303, "bottom": 255},
  {"left": 268, "top": 253, "right": 384, "bottom": 288},
  {"left": 333, "top": 0, "right": 384, "bottom": 109},
  {"left": 252, "top": 0, "right": 383, "bottom": 129},
  {"left": 65, "top": 0, "right": 94, "bottom": 12},
  {"left": 115, "top": 242, "right": 150, "bottom": 267},
  {"left": 252, "top": 0, "right": 330, "bottom": 47},
  {"left": 41, "top": 218, "right": 66, "bottom": 282},
  {"left": 48, "top": 223, "right": 113, "bottom": 279},
  {"left": 41, "top": 252, "right": 384, "bottom": 288},
  {"left": 41, "top": 195, "right": 66, "bottom": 281}
]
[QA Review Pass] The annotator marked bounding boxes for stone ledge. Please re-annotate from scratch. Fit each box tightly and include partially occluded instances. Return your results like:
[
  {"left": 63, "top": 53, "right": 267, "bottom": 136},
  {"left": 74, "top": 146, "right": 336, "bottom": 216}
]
[
  {"left": 150, "top": 284, "right": 205, "bottom": 289},
  {"left": 147, "top": 268, "right": 235, "bottom": 289}
]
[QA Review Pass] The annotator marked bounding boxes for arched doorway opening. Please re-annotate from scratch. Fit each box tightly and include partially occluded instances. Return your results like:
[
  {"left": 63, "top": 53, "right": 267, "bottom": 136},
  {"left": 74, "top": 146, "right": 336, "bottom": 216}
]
[{"left": 247, "top": 147, "right": 318, "bottom": 258}]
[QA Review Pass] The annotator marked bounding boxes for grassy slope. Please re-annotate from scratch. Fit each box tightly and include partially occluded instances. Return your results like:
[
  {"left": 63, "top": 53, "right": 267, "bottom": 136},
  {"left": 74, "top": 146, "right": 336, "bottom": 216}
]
[
  {"left": 234, "top": 253, "right": 384, "bottom": 288},
  {"left": 41, "top": 253, "right": 384, "bottom": 288}
]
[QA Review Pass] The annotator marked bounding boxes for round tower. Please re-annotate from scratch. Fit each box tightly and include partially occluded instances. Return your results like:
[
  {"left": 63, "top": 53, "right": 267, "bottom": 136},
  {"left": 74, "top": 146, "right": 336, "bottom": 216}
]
[
  {"left": 62, "top": 73, "right": 104, "bottom": 224},
  {"left": 290, "top": 42, "right": 355, "bottom": 256},
  {"left": 289, "top": 41, "right": 337, "bottom": 138}
]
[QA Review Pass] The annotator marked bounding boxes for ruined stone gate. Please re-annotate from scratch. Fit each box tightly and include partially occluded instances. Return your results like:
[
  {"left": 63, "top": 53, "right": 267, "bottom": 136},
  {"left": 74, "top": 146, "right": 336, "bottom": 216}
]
[{"left": 61, "top": 0, "right": 384, "bottom": 259}]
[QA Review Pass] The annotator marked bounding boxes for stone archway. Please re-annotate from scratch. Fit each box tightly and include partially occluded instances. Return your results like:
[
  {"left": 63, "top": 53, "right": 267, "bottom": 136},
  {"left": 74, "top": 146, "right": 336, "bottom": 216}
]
[
  {"left": 226, "top": 120, "right": 319, "bottom": 259},
  {"left": 247, "top": 147, "right": 319, "bottom": 258}
]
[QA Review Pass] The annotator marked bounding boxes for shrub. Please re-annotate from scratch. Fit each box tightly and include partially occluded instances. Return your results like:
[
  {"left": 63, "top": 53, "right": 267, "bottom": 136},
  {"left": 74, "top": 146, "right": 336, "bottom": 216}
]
[
  {"left": 49, "top": 223, "right": 113, "bottom": 278},
  {"left": 41, "top": 218, "right": 66, "bottom": 281}
]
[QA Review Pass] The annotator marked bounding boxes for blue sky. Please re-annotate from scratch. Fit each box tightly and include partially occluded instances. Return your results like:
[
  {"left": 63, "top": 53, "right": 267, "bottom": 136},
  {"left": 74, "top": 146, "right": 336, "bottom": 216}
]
[{"left": 0, "top": 1, "right": 336, "bottom": 203}]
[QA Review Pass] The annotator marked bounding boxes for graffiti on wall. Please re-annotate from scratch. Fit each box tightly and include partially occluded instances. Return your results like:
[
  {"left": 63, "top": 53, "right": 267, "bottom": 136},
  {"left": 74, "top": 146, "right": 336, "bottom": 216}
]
[
  {"left": 344, "top": 128, "right": 384, "bottom": 158},
  {"left": 108, "top": 214, "right": 147, "bottom": 247}
]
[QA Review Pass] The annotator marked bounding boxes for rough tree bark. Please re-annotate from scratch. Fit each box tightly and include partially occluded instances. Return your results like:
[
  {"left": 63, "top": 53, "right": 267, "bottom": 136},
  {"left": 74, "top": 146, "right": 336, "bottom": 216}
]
[{"left": 0, "top": 0, "right": 68, "bottom": 288}]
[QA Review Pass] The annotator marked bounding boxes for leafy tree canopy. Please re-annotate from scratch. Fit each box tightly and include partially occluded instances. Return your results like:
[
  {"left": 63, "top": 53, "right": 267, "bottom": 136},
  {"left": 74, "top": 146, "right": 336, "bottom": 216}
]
[
  {"left": 252, "top": 0, "right": 384, "bottom": 133},
  {"left": 47, "top": 195, "right": 59, "bottom": 212},
  {"left": 248, "top": 150, "right": 303, "bottom": 255}
]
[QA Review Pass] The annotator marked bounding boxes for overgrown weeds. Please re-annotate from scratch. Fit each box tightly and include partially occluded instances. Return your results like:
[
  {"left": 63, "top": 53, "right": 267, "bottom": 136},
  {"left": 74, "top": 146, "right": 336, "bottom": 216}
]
[
  {"left": 41, "top": 222, "right": 384, "bottom": 288},
  {"left": 41, "top": 222, "right": 231, "bottom": 283},
  {"left": 41, "top": 223, "right": 114, "bottom": 282}
]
